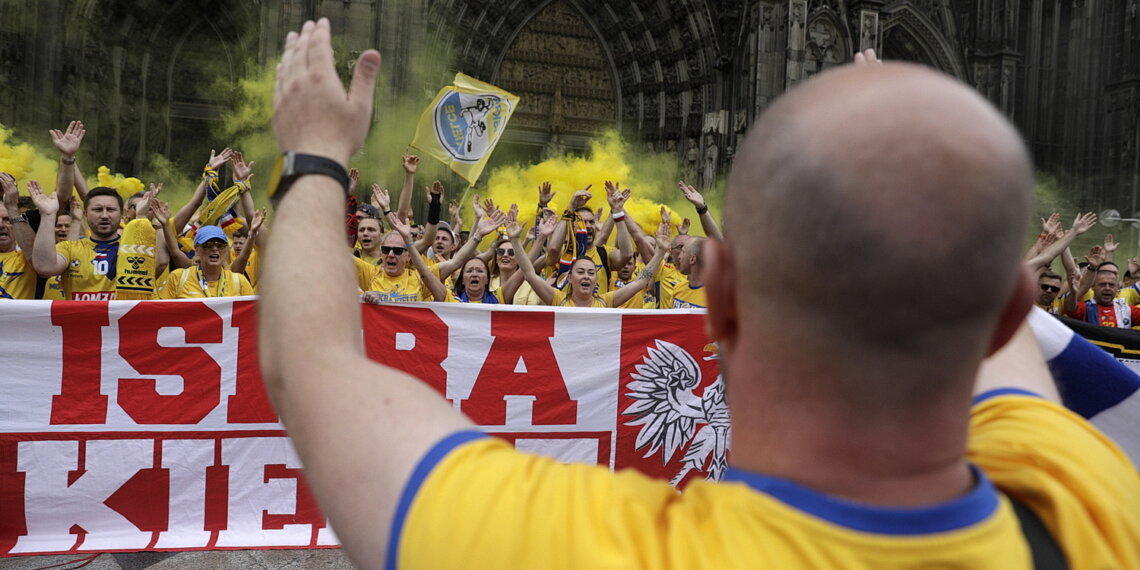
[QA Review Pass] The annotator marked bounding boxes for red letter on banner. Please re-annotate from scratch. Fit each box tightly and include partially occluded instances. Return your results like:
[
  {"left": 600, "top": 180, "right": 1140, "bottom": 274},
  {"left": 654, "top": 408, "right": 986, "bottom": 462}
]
[
  {"left": 227, "top": 300, "right": 277, "bottom": 423},
  {"left": 116, "top": 302, "right": 223, "bottom": 424},
  {"left": 462, "top": 311, "right": 578, "bottom": 425},
  {"left": 361, "top": 305, "right": 449, "bottom": 396},
  {"left": 50, "top": 302, "right": 111, "bottom": 424}
]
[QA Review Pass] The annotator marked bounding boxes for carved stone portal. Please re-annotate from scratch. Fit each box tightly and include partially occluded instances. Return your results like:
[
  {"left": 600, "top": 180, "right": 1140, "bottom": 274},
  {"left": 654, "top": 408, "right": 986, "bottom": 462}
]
[{"left": 495, "top": 0, "right": 617, "bottom": 138}]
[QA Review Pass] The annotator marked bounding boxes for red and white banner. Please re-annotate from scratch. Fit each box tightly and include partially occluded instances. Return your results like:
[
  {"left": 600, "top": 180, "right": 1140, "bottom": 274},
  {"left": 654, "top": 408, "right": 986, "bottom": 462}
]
[{"left": 0, "top": 299, "right": 722, "bottom": 556}]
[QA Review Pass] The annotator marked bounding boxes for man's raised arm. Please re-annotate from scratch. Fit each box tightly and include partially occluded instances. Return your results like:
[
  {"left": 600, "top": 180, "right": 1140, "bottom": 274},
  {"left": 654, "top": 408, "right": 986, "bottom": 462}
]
[{"left": 259, "top": 19, "right": 471, "bottom": 569}]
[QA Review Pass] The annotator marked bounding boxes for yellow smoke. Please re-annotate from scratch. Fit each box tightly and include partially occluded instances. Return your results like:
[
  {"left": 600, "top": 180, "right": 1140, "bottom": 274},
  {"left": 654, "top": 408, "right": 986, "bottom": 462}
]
[
  {"left": 94, "top": 166, "right": 144, "bottom": 200},
  {"left": 0, "top": 124, "right": 62, "bottom": 192},
  {"left": 483, "top": 130, "right": 709, "bottom": 244}
]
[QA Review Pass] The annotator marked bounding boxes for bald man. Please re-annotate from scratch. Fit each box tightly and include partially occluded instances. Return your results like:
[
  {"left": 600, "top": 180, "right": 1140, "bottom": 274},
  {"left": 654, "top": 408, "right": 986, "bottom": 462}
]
[{"left": 260, "top": 22, "right": 1140, "bottom": 569}]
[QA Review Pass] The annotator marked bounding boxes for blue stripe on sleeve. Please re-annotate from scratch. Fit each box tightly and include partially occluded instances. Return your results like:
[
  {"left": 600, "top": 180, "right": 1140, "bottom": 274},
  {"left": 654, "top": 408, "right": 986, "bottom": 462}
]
[{"left": 385, "top": 430, "right": 487, "bottom": 570}]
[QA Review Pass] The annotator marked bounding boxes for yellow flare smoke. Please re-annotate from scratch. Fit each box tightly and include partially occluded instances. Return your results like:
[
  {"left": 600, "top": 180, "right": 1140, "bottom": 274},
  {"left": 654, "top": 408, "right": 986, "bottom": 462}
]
[
  {"left": 0, "top": 124, "right": 62, "bottom": 192},
  {"left": 483, "top": 131, "right": 693, "bottom": 243}
]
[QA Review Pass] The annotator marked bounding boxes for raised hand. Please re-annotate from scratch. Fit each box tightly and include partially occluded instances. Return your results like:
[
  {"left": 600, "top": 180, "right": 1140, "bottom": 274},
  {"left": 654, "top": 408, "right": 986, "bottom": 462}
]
[
  {"left": 207, "top": 148, "right": 234, "bottom": 170},
  {"left": 272, "top": 18, "right": 380, "bottom": 165},
  {"left": 402, "top": 153, "right": 419, "bottom": 175},
  {"left": 389, "top": 212, "right": 413, "bottom": 242},
  {"left": 27, "top": 180, "right": 58, "bottom": 216},
  {"left": 537, "top": 181, "right": 555, "bottom": 207},
  {"left": 250, "top": 208, "right": 267, "bottom": 234},
  {"left": 448, "top": 199, "right": 460, "bottom": 219},
  {"left": 230, "top": 152, "right": 255, "bottom": 181},
  {"left": 1041, "top": 212, "right": 1062, "bottom": 237},
  {"left": 660, "top": 205, "right": 671, "bottom": 227},
  {"left": 348, "top": 168, "right": 360, "bottom": 194},
  {"left": 476, "top": 208, "right": 507, "bottom": 238},
  {"left": 853, "top": 48, "right": 882, "bottom": 66},
  {"left": 570, "top": 186, "right": 592, "bottom": 210},
  {"left": 538, "top": 208, "right": 557, "bottom": 237},
  {"left": 49, "top": 121, "right": 85, "bottom": 158},
  {"left": 471, "top": 194, "right": 485, "bottom": 219},
  {"left": 1, "top": 173, "right": 18, "bottom": 209},
  {"left": 150, "top": 199, "right": 171, "bottom": 226},
  {"left": 505, "top": 205, "right": 523, "bottom": 239},
  {"left": 1104, "top": 233, "right": 1119, "bottom": 254},
  {"left": 371, "top": 184, "right": 390, "bottom": 211},
  {"left": 678, "top": 218, "right": 691, "bottom": 235},
  {"left": 678, "top": 180, "right": 705, "bottom": 209},
  {"left": 605, "top": 181, "right": 630, "bottom": 212},
  {"left": 1071, "top": 212, "right": 1097, "bottom": 235},
  {"left": 428, "top": 180, "right": 444, "bottom": 199},
  {"left": 654, "top": 222, "right": 671, "bottom": 249},
  {"left": 135, "top": 183, "right": 162, "bottom": 220},
  {"left": 1086, "top": 245, "right": 1106, "bottom": 268}
]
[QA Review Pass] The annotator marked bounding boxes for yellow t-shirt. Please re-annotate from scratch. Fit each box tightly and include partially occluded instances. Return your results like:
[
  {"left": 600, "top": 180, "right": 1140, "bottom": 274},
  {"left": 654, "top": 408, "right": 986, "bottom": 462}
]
[
  {"left": 368, "top": 268, "right": 434, "bottom": 302},
  {"left": 158, "top": 267, "right": 254, "bottom": 299},
  {"left": 0, "top": 249, "right": 37, "bottom": 299},
  {"left": 55, "top": 237, "right": 120, "bottom": 300},
  {"left": 656, "top": 263, "right": 685, "bottom": 309},
  {"left": 354, "top": 257, "right": 379, "bottom": 294},
  {"left": 390, "top": 392, "right": 1140, "bottom": 569},
  {"left": 552, "top": 288, "right": 615, "bottom": 308},
  {"left": 671, "top": 277, "right": 707, "bottom": 309}
]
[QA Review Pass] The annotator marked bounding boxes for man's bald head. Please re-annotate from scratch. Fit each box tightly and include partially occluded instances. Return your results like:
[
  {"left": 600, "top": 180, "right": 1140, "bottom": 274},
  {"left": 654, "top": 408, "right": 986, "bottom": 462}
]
[{"left": 721, "top": 63, "right": 1032, "bottom": 385}]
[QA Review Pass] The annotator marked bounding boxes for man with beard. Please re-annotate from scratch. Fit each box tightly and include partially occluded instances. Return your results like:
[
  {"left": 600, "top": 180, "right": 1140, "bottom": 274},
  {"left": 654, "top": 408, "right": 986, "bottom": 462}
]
[
  {"left": 30, "top": 184, "right": 169, "bottom": 300},
  {"left": 159, "top": 225, "right": 253, "bottom": 298}
]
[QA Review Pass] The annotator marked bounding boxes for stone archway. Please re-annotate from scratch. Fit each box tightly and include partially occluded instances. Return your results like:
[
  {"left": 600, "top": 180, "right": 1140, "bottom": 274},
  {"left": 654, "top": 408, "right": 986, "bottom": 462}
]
[
  {"left": 492, "top": 0, "right": 619, "bottom": 153},
  {"left": 880, "top": 5, "right": 965, "bottom": 80}
]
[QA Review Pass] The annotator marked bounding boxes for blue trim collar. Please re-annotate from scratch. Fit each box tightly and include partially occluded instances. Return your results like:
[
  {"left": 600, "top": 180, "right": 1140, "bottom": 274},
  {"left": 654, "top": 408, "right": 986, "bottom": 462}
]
[{"left": 722, "top": 464, "right": 999, "bottom": 535}]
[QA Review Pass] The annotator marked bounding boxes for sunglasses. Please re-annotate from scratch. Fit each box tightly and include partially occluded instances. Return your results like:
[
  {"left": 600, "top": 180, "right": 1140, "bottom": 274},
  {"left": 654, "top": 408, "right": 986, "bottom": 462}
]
[
  {"left": 199, "top": 240, "right": 228, "bottom": 251},
  {"left": 1040, "top": 284, "right": 1061, "bottom": 293},
  {"left": 381, "top": 246, "right": 407, "bottom": 256},
  {"left": 496, "top": 248, "right": 515, "bottom": 256}
]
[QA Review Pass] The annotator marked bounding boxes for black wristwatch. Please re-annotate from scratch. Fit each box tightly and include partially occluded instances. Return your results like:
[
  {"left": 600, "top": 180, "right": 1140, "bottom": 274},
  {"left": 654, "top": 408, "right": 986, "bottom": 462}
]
[
  {"left": 267, "top": 152, "right": 351, "bottom": 207},
  {"left": 10, "top": 213, "right": 27, "bottom": 224}
]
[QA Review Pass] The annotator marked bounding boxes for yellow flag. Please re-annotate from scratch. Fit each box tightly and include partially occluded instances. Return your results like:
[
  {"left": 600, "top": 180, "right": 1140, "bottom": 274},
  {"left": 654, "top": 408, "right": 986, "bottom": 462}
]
[{"left": 410, "top": 73, "right": 519, "bottom": 185}]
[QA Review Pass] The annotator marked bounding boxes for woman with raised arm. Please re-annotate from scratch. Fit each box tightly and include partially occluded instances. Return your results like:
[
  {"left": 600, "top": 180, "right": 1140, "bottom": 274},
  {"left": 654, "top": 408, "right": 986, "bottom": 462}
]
[{"left": 508, "top": 206, "right": 668, "bottom": 308}]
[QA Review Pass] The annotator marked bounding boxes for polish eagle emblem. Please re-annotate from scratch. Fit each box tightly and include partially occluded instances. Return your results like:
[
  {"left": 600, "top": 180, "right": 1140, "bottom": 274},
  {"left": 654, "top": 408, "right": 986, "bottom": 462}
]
[{"left": 622, "top": 340, "right": 731, "bottom": 486}]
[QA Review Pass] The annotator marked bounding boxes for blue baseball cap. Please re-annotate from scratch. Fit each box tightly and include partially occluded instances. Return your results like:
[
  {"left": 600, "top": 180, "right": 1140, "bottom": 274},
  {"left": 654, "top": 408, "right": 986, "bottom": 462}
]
[{"left": 194, "top": 225, "right": 228, "bottom": 246}]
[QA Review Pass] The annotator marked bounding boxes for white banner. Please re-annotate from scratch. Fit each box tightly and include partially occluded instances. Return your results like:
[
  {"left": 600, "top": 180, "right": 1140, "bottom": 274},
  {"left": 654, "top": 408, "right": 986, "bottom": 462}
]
[{"left": 0, "top": 299, "right": 721, "bottom": 556}]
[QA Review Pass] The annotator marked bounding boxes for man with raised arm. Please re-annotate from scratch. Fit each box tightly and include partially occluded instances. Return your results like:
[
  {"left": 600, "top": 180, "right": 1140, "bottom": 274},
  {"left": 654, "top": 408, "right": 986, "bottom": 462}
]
[
  {"left": 0, "top": 174, "right": 39, "bottom": 299},
  {"left": 260, "top": 21, "right": 1140, "bottom": 569}
]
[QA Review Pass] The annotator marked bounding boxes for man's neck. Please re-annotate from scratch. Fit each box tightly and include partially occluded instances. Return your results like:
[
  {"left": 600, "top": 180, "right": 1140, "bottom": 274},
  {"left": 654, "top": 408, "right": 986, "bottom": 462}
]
[
  {"left": 90, "top": 231, "right": 120, "bottom": 242},
  {"left": 725, "top": 345, "right": 975, "bottom": 507},
  {"left": 688, "top": 267, "right": 704, "bottom": 288}
]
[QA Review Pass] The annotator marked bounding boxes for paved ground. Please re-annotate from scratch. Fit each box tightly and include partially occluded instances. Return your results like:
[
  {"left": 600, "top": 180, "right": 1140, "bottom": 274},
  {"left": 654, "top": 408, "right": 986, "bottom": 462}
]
[{"left": 0, "top": 549, "right": 353, "bottom": 569}]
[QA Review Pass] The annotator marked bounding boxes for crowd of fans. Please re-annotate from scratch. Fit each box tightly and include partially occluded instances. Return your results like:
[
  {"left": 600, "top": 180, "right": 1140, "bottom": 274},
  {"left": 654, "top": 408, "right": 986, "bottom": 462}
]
[
  {"left": 0, "top": 120, "right": 716, "bottom": 308},
  {"left": 1028, "top": 211, "right": 1140, "bottom": 328}
]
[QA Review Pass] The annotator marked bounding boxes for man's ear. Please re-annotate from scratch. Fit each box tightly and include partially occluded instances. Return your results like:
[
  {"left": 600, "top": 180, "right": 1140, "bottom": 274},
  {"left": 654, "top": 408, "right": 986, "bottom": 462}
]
[
  {"left": 987, "top": 263, "right": 1034, "bottom": 356},
  {"left": 703, "top": 238, "right": 738, "bottom": 347}
]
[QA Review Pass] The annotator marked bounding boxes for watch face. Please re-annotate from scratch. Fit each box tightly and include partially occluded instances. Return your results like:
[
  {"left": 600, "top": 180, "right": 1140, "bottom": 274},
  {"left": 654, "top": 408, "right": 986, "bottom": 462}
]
[{"left": 267, "top": 154, "right": 288, "bottom": 202}]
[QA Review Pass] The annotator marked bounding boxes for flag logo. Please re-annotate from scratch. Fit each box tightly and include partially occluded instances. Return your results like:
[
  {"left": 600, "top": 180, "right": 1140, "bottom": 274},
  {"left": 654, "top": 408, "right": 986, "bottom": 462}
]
[{"left": 412, "top": 73, "right": 519, "bottom": 184}]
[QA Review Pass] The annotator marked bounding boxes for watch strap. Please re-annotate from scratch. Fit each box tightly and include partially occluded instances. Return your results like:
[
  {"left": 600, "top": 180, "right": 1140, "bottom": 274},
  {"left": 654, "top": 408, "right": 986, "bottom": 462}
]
[{"left": 268, "top": 153, "right": 351, "bottom": 207}]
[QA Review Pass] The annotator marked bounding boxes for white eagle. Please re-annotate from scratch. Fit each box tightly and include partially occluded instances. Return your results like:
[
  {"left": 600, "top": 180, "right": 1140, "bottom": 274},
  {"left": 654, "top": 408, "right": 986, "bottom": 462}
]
[{"left": 622, "top": 340, "right": 731, "bottom": 486}]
